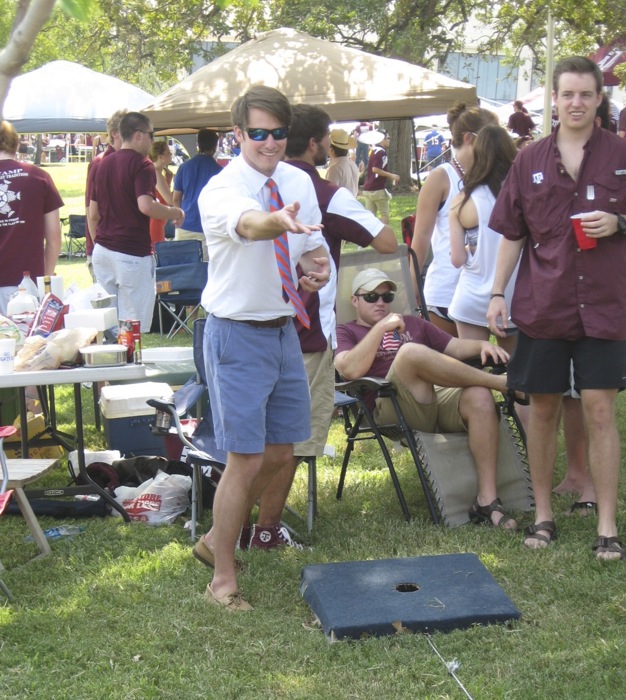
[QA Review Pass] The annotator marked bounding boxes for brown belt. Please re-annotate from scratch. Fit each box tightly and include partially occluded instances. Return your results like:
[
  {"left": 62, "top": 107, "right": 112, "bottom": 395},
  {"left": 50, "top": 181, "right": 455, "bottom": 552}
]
[{"left": 232, "top": 316, "right": 292, "bottom": 329}]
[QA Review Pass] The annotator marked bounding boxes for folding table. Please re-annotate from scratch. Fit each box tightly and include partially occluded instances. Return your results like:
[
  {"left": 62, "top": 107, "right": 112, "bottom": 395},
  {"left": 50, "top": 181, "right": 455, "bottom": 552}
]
[{"left": 0, "top": 364, "right": 146, "bottom": 520}]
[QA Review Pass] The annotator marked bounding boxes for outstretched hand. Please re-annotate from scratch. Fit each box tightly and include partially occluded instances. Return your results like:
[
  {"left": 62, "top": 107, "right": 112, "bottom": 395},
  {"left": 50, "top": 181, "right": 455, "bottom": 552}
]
[{"left": 276, "top": 201, "right": 323, "bottom": 235}]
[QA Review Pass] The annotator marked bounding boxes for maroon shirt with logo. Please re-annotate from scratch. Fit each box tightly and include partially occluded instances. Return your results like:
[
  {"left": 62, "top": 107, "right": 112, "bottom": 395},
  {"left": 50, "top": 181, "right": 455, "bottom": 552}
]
[
  {"left": 336, "top": 315, "right": 451, "bottom": 410},
  {"left": 0, "top": 159, "right": 64, "bottom": 286},
  {"left": 490, "top": 126, "right": 626, "bottom": 341}
]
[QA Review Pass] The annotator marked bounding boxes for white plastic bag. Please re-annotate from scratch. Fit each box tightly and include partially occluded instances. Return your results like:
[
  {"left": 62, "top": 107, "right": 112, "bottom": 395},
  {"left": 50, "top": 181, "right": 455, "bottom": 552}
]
[
  {"left": 14, "top": 327, "right": 97, "bottom": 371},
  {"left": 113, "top": 470, "right": 192, "bottom": 524}
]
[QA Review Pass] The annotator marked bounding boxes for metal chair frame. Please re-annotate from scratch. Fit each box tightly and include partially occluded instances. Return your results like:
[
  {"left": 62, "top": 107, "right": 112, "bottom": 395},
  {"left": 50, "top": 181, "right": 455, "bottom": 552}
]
[{"left": 63, "top": 214, "right": 87, "bottom": 259}]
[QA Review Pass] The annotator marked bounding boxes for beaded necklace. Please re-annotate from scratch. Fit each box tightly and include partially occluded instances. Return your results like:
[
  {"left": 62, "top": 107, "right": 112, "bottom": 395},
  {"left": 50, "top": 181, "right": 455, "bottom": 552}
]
[{"left": 452, "top": 154, "right": 466, "bottom": 179}]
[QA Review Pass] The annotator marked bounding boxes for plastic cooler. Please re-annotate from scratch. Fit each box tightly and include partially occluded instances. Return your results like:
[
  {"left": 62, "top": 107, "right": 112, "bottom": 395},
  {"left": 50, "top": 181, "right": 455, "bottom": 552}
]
[{"left": 99, "top": 382, "right": 173, "bottom": 457}]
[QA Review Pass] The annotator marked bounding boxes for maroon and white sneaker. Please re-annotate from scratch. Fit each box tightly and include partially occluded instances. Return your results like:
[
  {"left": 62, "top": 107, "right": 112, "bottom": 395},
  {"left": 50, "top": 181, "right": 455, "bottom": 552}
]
[{"left": 249, "top": 525, "right": 305, "bottom": 550}]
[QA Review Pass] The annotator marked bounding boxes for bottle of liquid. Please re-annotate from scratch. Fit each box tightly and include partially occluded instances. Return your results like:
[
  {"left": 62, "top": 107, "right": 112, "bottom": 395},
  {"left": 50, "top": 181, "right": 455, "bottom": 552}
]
[
  {"left": 43, "top": 275, "right": 52, "bottom": 294},
  {"left": 19, "top": 271, "right": 39, "bottom": 298},
  {"left": 7, "top": 287, "right": 39, "bottom": 316},
  {"left": 24, "top": 525, "right": 85, "bottom": 542}
]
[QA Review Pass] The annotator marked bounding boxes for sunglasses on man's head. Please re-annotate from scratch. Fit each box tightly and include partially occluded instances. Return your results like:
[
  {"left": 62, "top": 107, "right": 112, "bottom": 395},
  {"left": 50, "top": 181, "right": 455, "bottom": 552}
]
[
  {"left": 245, "top": 127, "right": 289, "bottom": 141},
  {"left": 355, "top": 292, "right": 395, "bottom": 303}
]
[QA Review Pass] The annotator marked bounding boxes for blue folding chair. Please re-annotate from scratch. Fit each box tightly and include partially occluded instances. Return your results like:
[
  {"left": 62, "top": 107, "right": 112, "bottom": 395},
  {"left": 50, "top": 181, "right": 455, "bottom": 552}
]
[{"left": 154, "top": 240, "right": 207, "bottom": 338}]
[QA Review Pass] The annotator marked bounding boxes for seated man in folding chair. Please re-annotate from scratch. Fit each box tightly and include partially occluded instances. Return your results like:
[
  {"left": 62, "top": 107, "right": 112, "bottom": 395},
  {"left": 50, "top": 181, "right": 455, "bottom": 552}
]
[{"left": 335, "top": 268, "right": 524, "bottom": 529}]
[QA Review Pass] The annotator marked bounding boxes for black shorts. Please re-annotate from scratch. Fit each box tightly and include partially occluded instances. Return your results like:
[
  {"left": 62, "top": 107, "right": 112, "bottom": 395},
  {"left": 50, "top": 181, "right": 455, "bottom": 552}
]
[{"left": 507, "top": 331, "right": 626, "bottom": 394}]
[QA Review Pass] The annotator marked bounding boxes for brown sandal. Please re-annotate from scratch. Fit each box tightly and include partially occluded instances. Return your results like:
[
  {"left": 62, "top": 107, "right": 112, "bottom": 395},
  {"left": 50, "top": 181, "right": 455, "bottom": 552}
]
[
  {"left": 592, "top": 536, "right": 625, "bottom": 561},
  {"left": 523, "top": 520, "right": 557, "bottom": 548},
  {"left": 469, "top": 498, "right": 517, "bottom": 529}
]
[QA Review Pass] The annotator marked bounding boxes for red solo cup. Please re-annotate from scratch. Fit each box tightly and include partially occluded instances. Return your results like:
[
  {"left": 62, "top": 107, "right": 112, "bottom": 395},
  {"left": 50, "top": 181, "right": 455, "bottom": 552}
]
[{"left": 571, "top": 214, "right": 597, "bottom": 250}]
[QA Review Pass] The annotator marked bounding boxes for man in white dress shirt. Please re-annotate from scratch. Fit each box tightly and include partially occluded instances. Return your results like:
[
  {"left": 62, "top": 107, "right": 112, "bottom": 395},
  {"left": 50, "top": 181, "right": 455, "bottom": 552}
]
[{"left": 193, "top": 86, "right": 330, "bottom": 611}]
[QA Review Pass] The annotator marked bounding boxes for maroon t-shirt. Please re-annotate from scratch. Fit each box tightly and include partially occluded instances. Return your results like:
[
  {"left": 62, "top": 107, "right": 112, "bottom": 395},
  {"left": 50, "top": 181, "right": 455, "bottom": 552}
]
[
  {"left": 363, "top": 146, "right": 388, "bottom": 191},
  {"left": 84, "top": 144, "right": 115, "bottom": 255},
  {"left": 91, "top": 148, "right": 156, "bottom": 257},
  {"left": 507, "top": 111, "right": 535, "bottom": 137},
  {"left": 0, "top": 159, "right": 64, "bottom": 286},
  {"left": 336, "top": 316, "right": 452, "bottom": 410},
  {"left": 490, "top": 125, "right": 626, "bottom": 340}
]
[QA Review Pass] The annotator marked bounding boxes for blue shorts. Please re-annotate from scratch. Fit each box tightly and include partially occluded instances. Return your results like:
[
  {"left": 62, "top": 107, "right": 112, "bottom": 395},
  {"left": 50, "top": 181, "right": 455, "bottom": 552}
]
[{"left": 203, "top": 315, "right": 311, "bottom": 454}]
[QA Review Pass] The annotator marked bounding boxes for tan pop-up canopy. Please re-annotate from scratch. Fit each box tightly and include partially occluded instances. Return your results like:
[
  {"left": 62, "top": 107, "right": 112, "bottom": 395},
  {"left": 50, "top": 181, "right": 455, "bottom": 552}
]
[{"left": 141, "top": 28, "right": 477, "bottom": 129}]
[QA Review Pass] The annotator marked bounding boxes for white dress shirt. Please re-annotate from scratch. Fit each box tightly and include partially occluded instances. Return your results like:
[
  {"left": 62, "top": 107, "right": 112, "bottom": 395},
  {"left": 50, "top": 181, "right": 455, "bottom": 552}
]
[{"left": 199, "top": 156, "right": 324, "bottom": 321}]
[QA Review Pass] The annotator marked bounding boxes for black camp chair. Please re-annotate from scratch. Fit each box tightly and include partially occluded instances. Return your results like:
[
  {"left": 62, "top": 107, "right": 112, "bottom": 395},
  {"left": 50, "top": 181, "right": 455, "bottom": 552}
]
[{"left": 64, "top": 214, "right": 87, "bottom": 259}]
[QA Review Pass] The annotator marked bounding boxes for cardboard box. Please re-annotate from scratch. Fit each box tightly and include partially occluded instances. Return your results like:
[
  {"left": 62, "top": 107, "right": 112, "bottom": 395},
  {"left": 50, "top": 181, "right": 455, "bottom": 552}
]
[{"left": 4, "top": 411, "right": 66, "bottom": 459}]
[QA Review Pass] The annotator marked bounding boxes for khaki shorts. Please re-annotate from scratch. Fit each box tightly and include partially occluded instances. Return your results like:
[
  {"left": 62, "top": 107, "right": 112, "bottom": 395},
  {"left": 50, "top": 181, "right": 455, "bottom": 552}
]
[
  {"left": 374, "top": 364, "right": 466, "bottom": 433},
  {"left": 293, "top": 343, "right": 335, "bottom": 457}
]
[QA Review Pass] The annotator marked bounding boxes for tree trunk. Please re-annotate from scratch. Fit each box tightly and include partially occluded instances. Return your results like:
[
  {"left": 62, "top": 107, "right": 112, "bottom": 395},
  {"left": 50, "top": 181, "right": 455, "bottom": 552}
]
[
  {"left": 0, "top": 0, "right": 58, "bottom": 117},
  {"left": 381, "top": 118, "right": 416, "bottom": 194}
]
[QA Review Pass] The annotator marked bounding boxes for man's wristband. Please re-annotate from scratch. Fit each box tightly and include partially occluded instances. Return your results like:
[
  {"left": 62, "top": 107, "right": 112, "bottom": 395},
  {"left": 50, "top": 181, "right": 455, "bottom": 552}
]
[{"left": 490, "top": 293, "right": 505, "bottom": 299}]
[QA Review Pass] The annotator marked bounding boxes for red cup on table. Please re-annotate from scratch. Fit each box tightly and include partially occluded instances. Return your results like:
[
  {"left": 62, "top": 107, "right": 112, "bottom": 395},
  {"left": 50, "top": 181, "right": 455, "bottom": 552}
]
[{"left": 570, "top": 213, "right": 598, "bottom": 250}]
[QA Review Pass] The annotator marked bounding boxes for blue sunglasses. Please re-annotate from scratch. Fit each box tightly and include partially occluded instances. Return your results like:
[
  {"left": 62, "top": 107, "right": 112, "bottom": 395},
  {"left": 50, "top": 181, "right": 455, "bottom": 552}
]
[{"left": 245, "top": 127, "right": 289, "bottom": 141}]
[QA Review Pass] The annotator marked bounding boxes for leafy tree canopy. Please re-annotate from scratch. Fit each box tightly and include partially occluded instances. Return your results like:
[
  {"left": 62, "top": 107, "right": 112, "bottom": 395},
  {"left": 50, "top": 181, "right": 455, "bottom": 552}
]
[
  {"left": 2, "top": 0, "right": 625, "bottom": 95},
  {"left": 475, "top": 0, "right": 626, "bottom": 79}
]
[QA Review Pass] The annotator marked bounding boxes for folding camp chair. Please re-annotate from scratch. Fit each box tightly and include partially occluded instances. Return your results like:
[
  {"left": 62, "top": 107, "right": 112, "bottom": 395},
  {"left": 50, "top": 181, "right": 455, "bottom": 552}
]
[
  {"left": 154, "top": 240, "right": 207, "bottom": 338},
  {"left": 64, "top": 214, "right": 87, "bottom": 259},
  {"left": 334, "top": 244, "right": 533, "bottom": 526}
]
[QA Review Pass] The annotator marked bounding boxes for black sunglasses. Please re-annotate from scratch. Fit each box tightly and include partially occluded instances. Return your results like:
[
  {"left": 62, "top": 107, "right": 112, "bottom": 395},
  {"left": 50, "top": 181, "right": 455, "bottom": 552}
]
[
  {"left": 137, "top": 130, "right": 155, "bottom": 140},
  {"left": 245, "top": 127, "right": 289, "bottom": 141},
  {"left": 355, "top": 292, "right": 395, "bottom": 303}
]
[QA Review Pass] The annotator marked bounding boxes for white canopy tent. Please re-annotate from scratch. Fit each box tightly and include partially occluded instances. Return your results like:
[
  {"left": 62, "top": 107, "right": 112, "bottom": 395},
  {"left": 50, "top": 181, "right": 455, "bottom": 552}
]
[
  {"left": 142, "top": 28, "right": 477, "bottom": 128},
  {"left": 3, "top": 61, "right": 154, "bottom": 133}
]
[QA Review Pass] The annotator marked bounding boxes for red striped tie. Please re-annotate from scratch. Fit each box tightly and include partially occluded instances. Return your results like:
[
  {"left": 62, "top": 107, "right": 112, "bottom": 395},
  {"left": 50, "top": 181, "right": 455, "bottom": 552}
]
[{"left": 266, "top": 178, "right": 310, "bottom": 329}]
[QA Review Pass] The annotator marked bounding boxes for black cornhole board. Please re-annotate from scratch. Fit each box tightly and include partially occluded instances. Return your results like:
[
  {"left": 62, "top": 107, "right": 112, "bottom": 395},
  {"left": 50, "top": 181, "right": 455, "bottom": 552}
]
[{"left": 300, "top": 553, "right": 521, "bottom": 640}]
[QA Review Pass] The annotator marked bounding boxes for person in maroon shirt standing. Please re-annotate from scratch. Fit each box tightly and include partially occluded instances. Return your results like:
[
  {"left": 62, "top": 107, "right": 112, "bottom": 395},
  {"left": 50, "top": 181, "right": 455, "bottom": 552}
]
[
  {"left": 0, "top": 120, "right": 62, "bottom": 314},
  {"left": 89, "top": 112, "right": 184, "bottom": 332},
  {"left": 507, "top": 100, "right": 536, "bottom": 139},
  {"left": 487, "top": 56, "right": 626, "bottom": 561},
  {"left": 85, "top": 109, "right": 126, "bottom": 281},
  {"left": 362, "top": 131, "right": 399, "bottom": 225}
]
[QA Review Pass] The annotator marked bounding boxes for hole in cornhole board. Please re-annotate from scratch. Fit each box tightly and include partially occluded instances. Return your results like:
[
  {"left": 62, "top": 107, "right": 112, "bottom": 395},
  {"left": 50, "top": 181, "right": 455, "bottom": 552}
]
[{"left": 300, "top": 553, "right": 521, "bottom": 641}]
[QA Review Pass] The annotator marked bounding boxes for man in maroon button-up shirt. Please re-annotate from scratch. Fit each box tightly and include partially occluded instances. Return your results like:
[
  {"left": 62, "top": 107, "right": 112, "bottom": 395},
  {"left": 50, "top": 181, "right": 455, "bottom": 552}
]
[{"left": 487, "top": 56, "right": 626, "bottom": 561}]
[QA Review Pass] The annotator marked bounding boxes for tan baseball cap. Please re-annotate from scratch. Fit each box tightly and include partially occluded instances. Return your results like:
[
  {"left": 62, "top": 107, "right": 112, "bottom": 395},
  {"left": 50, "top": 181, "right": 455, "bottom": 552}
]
[{"left": 351, "top": 268, "right": 398, "bottom": 295}]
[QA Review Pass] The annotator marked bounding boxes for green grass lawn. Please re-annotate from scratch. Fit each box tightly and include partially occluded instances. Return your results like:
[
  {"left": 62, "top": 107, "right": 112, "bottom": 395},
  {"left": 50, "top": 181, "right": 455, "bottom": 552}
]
[{"left": 0, "top": 167, "right": 625, "bottom": 699}]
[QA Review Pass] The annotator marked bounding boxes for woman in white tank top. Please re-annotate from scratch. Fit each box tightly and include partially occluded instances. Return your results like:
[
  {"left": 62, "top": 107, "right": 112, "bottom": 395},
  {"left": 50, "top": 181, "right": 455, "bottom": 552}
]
[
  {"left": 411, "top": 103, "right": 498, "bottom": 336},
  {"left": 448, "top": 125, "right": 519, "bottom": 353}
]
